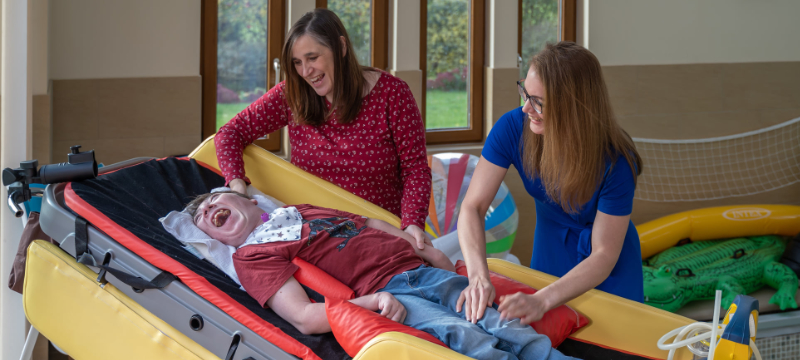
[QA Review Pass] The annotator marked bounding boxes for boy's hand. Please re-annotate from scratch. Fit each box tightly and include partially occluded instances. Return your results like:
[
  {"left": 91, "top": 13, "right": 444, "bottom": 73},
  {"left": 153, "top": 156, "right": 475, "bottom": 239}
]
[
  {"left": 376, "top": 292, "right": 407, "bottom": 323},
  {"left": 404, "top": 224, "right": 432, "bottom": 250}
]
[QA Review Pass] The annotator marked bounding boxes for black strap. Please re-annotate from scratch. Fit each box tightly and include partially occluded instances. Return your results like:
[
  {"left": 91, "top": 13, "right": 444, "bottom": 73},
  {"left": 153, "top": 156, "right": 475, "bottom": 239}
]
[
  {"left": 225, "top": 334, "right": 241, "bottom": 360},
  {"left": 75, "top": 216, "right": 93, "bottom": 265},
  {"left": 74, "top": 216, "right": 177, "bottom": 290},
  {"left": 94, "top": 264, "right": 177, "bottom": 290}
]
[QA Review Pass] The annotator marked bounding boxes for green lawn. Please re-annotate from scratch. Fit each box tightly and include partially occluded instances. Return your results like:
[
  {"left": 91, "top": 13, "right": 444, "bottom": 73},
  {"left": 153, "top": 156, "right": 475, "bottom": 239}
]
[
  {"left": 216, "top": 102, "right": 252, "bottom": 130},
  {"left": 426, "top": 90, "right": 468, "bottom": 129},
  {"left": 217, "top": 90, "right": 468, "bottom": 131}
]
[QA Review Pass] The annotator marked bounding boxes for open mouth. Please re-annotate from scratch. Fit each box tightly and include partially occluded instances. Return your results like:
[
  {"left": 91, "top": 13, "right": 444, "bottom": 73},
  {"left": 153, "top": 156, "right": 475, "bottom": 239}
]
[
  {"left": 309, "top": 74, "right": 325, "bottom": 86},
  {"left": 212, "top": 209, "right": 231, "bottom": 227}
]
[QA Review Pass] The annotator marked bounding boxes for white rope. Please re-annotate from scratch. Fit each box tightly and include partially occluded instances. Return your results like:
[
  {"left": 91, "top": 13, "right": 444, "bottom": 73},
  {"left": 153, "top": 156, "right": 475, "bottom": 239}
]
[{"left": 633, "top": 117, "right": 800, "bottom": 202}]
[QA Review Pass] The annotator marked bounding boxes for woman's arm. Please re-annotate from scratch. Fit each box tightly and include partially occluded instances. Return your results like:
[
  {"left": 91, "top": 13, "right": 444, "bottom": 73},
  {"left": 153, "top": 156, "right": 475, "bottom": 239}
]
[
  {"left": 498, "top": 210, "right": 629, "bottom": 324},
  {"left": 455, "top": 157, "right": 508, "bottom": 323},
  {"left": 385, "top": 79, "right": 432, "bottom": 247},
  {"left": 267, "top": 276, "right": 406, "bottom": 335},
  {"left": 215, "top": 83, "right": 291, "bottom": 186}
]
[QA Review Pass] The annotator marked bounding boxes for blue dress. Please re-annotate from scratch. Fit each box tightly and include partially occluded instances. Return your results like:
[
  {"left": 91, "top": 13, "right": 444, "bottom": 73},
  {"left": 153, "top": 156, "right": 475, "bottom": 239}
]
[{"left": 482, "top": 107, "right": 643, "bottom": 302}]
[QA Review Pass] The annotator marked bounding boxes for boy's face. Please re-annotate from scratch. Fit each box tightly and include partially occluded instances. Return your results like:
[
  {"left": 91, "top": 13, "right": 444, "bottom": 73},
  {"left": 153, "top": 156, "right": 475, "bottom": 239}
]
[{"left": 194, "top": 193, "right": 263, "bottom": 248}]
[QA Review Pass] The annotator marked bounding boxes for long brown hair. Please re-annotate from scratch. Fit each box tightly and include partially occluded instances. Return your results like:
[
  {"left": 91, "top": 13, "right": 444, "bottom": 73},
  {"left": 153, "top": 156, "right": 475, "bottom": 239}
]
[
  {"left": 281, "top": 8, "right": 369, "bottom": 125},
  {"left": 521, "top": 42, "right": 642, "bottom": 214}
]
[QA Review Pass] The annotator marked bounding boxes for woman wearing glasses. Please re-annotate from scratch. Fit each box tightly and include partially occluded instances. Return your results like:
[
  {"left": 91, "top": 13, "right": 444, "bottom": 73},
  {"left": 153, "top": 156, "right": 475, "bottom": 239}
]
[
  {"left": 455, "top": 42, "right": 643, "bottom": 326},
  {"left": 215, "top": 9, "right": 432, "bottom": 249}
]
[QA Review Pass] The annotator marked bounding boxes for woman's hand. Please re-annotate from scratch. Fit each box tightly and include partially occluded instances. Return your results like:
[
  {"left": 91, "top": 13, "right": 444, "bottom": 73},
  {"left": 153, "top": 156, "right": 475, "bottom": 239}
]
[
  {"left": 456, "top": 275, "right": 496, "bottom": 323},
  {"left": 404, "top": 224, "right": 432, "bottom": 250},
  {"left": 375, "top": 292, "right": 407, "bottom": 323},
  {"left": 229, "top": 179, "right": 247, "bottom": 194},
  {"left": 498, "top": 292, "right": 549, "bottom": 325}
]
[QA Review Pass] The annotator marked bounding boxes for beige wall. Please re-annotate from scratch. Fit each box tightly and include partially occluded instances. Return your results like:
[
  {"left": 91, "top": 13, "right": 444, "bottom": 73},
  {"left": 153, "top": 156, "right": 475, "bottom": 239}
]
[
  {"left": 49, "top": 0, "right": 200, "bottom": 80},
  {"left": 51, "top": 77, "right": 201, "bottom": 165},
  {"left": 47, "top": 0, "right": 203, "bottom": 166},
  {"left": 31, "top": 0, "right": 47, "bottom": 95},
  {"left": 581, "top": 0, "right": 800, "bottom": 66},
  {"left": 604, "top": 62, "right": 800, "bottom": 225}
]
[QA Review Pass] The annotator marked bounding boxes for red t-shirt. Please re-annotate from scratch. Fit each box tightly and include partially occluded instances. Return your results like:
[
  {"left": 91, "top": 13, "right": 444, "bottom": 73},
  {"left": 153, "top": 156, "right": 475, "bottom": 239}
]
[
  {"left": 233, "top": 204, "right": 424, "bottom": 306},
  {"left": 215, "top": 71, "right": 431, "bottom": 230}
]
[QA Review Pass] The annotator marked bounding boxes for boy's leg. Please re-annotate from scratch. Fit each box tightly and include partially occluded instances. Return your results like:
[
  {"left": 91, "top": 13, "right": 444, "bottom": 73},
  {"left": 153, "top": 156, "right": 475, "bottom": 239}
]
[
  {"left": 383, "top": 266, "right": 576, "bottom": 360},
  {"left": 387, "top": 293, "right": 519, "bottom": 360}
]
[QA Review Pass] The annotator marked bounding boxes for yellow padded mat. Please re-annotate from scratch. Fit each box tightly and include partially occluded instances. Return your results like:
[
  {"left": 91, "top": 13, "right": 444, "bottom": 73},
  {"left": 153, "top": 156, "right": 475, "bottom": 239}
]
[{"left": 24, "top": 240, "right": 220, "bottom": 360}]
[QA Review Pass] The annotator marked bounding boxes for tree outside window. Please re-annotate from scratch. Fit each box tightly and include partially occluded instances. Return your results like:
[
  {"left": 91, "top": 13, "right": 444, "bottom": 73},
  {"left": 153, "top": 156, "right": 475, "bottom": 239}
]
[
  {"left": 426, "top": 0, "right": 469, "bottom": 130},
  {"left": 216, "top": 0, "right": 269, "bottom": 130},
  {"left": 328, "top": 0, "right": 372, "bottom": 67}
]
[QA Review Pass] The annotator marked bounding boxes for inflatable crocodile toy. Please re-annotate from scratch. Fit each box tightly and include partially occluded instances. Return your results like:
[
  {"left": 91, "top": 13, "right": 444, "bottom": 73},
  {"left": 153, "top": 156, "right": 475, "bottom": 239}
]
[{"left": 643, "top": 235, "right": 798, "bottom": 312}]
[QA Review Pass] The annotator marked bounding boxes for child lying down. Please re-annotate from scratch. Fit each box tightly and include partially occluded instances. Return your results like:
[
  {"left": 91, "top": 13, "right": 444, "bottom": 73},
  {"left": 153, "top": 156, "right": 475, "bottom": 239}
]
[{"left": 186, "top": 191, "right": 577, "bottom": 360}]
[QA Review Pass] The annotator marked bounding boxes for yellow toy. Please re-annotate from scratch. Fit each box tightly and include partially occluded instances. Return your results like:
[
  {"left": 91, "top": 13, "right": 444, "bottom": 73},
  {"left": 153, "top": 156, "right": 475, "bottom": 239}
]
[
  {"left": 657, "top": 292, "right": 762, "bottom": 360},
  {"left": 712, "top": 295, "right": 760, "bottom": 360}
]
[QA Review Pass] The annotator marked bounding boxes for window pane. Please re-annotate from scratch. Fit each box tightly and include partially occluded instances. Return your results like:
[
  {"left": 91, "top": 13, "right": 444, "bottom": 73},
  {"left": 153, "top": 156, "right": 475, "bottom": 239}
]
[
  {"left": 520, "top": 0, "right": 558, "bottom": 81},
  {"left": 217, "top": 0, "right": 269, "bottom": 130},
  {"left": 329, "top": 0, "right": 372, "bottom": 67},
  {"left": 426, "top": 0, "right": 469, "bottom": 130}
]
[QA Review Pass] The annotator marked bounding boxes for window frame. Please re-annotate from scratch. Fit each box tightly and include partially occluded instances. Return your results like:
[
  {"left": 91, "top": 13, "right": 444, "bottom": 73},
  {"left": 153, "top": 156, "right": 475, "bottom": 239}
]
[
  {"left": 201, "top": 0, "right": 285, "bottom": 152},
  {"left": 420, "top": 0, "right": 486, "bottom": 145}
]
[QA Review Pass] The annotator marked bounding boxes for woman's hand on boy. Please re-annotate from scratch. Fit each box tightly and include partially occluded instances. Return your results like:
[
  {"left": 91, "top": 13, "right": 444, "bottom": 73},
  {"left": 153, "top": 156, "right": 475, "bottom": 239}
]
[
  {"left": 229, "top": 178, "right": 247, "bottom": 194},
  {"left": 497, "top": 292, "right": 547, "bottom": 325},
  {"left": 404, "top": 224, "right": 432, "bottom": 250},
  {"left": 457, "top": 275, "right": 496, "bottom": 324}
]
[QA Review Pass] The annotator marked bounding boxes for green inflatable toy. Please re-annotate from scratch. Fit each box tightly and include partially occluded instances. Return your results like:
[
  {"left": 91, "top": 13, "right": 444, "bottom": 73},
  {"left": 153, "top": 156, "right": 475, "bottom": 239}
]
[{"left": 643, "top": 235, "right": 799, "bottom": 312}]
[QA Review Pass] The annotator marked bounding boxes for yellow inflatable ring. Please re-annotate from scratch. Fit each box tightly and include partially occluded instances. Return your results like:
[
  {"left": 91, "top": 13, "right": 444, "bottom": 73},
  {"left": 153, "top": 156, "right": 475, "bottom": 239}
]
[{"left": 638, "top": 205, "right": 800, "bottom": 259}]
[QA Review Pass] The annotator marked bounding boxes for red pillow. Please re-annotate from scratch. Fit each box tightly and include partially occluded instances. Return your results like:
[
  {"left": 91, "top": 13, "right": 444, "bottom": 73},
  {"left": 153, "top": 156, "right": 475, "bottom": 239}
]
[
  {"left": 455, "top": 260, "right": 589, "bottom": 347},
  {"left": 292, "top": 257, "right": 355, "bottom": 300},
  {"left": 325, "top": 297, "right": 447, "bottom": 357}
]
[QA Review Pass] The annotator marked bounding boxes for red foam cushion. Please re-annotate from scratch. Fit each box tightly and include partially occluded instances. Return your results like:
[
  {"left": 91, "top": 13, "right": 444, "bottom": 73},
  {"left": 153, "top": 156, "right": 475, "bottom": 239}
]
[
  {"left": 455, "top": 261, "right": 589, "bottom": 347},
  {"left": 292, "top": 257, "right": 355, "bottom": 300},
  {"left": 325, "top": 297, "right": 447, "bottom": 357}
]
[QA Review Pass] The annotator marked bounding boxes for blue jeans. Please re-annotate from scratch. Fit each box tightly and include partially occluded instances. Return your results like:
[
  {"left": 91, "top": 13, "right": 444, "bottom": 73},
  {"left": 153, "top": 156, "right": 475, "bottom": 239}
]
[{"left": 377, "top": 265, "right": 576, "bottom": 360}]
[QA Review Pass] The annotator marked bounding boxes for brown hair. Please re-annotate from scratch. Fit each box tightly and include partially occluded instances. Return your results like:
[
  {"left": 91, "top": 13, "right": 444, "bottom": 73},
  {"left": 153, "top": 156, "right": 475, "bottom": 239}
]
[
  {"left": 521, "top": 42, "right": 642, "bottom": 214},
  {"left": 185, "top": 191, "right": 251, "bottom": 221},
  {"left": 281, "top": 8, "right": 370, "bottom": 125}
]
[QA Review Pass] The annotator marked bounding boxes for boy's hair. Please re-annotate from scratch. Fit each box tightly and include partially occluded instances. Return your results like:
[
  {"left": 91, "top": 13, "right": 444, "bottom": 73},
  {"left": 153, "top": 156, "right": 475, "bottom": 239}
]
[{"left": 185, "top": 191, "right": 251, "bottom": 220}]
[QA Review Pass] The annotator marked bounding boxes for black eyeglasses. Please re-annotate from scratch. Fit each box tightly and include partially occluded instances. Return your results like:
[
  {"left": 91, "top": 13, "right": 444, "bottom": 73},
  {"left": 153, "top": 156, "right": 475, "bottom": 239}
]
[{"left": 517, "top": 80, "right": 543, "bottom": 114}]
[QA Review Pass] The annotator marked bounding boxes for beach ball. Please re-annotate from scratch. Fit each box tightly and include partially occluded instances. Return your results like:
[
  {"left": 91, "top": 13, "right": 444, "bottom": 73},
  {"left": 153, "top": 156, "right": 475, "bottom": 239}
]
[{"left": 426, "top": 153, "right": 520, "bottom": 264}]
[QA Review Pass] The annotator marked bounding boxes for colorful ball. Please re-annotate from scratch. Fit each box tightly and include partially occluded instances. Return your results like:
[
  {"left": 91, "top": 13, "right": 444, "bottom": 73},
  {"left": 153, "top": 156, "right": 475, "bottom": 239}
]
[{"left": 426, "top": 153, "right": 519, "bottom": 263}]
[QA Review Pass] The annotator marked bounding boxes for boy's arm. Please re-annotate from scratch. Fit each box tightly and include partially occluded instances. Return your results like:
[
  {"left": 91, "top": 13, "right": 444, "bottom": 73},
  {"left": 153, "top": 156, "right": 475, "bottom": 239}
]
[{"left": 267, "top": 276, "right": 407, "bottom": 335}]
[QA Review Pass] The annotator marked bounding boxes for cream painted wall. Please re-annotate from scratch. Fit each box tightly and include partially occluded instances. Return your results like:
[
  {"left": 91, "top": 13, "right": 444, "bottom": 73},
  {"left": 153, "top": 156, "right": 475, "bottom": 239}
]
[
  {"left": 487, "top": 0, "right": 517, "bottom": 69},
  {"left": 391, "top": 0, "right": 420, "bottom": 71},
  {"left": 30, "top": 0, "right": 46, "bottom": 94},
  {"left": 581, "top": 0, "right": 800, "bottom": 66},
  {"left": 287, "top": 0, "right": 316, "bottom": 32},
  {"left": 49, "top": 0, "right": 200, "bottom": 80}
]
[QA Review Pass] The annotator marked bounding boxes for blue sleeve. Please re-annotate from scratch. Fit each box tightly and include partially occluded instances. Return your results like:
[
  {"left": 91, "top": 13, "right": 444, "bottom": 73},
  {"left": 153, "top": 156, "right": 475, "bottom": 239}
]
[
  {"left": 597, "top": 156, "right": 637, "bottom": 216},
  {"left": 482, "top": 107, "right": 524, "bottom": 169}
]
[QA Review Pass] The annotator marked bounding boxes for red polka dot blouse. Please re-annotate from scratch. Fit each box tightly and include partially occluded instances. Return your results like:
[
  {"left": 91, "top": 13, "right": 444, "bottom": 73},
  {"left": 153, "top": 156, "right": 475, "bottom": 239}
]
[{"left": 215, "top": 71, "right": 432, "bottom": 230}]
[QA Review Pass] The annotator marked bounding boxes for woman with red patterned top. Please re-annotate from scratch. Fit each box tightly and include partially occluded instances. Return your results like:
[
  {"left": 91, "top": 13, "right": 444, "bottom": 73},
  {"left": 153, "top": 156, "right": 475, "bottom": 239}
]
[{"left": 215, "top": 9, "right": 432, "bottom": 249}]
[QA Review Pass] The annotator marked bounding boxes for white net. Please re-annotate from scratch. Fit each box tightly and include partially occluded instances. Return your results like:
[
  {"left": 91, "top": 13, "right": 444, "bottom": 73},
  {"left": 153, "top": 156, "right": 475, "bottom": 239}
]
[{"left": 633, "top": 117, "right": 800, "bottom": 202}]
